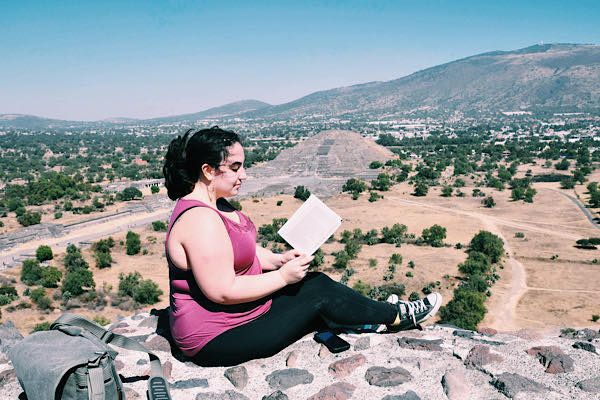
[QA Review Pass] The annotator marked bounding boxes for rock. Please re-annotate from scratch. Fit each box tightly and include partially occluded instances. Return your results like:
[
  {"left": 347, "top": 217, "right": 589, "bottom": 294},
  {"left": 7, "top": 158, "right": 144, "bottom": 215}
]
[
  {"left": 559, "top": 328, "right": 600, "bottom": 341},
  {"left": 491, "top": 373, "right": 547, "bottom": 398},
  {"left": 464, "top": 345, "right": 504, "bottom": 370},
  {"left": 143, "top": 360, "right": 172, "bottom": 380},
  {"left": 513, "top": 329, "right": 543, "bottom": 341},
  {"left": 478, "top": 327, "right": 498, "bottom": 336},
  {"left": 397, "top": 337, "right": 443, "bottom": 352},
  {"left": 112, "top": 328, "right": 133, "bottom": 334},
  {"left": 573, "top": 341, "right": 596, "bottom": 353},
  {"left": 262, "top": 390, "right": 289, "bottom": 400},
  {"left": 170, "top": 378, "right": 209, "bottom": 390},
  {"left": 306, "top": 382, "right": 355, "bottom": 400},
  {"left": 109, "top": 321, "right": 129, "bottom": 330},
  {"left": 224, "top": 366, "right": 249, "bottom": 389},
  {"left": 129, "top": 334, "right": 151, "bottom": 343},
  {"left": 131, "top": 313, "right": 146, "bottom": 320},
  {"left": 285, "top": 350, "right": 300, "bottom": 367},
  {"left": 381, "top": 391, "right": 421, "bottom": 400},
  {"left": 0, "top": 369, "right": 16, "bottom": 387},
  {"left": 265, "top": 368, "right": 314, "bottom": 390},
  {"left": 138, "top": 316, "right": 158, "bottom": 329},
  {"left": 353, "top": 336, "right": 371, "bottom": 351},
  {"left": 576, "top": 377, "right": 600, "bottom": 393},
  {"left": 318, "top": 344, "right": 331, "bottom": 358},
  {"left": 195, "top": 390, "right": 249, "bottom": 400},
  {"left": 328, "top": 354, "right": 366, "bottom": 378},
  {"left": 526, "top": 346, "right": 574, "bottom": 374},
  {"left": 0, "top": 321, "right": 23, "bottom": 353},
  {"left": 393, "top": 357, "right": 421, "bottom": 370},
  {"left": 123, "top": 387, "right": 142, "bottom": 399},
  {"left": 441, "top": 369, "right": 470, "bottom": 400},
  {"left": 136, "top": 358, "right": 148, "bottom": 365},
  {"left": 114, "top": 359, "right": 125, "bottom": 371},
  {"left": 365, "top": 366, "right": 413, "bottom": 387},
  {"left": 453, "top": 330, "right": 475, "bottom": 339},
  {"left": 144, "top": 335, "right": 172, "bottom": 352}
]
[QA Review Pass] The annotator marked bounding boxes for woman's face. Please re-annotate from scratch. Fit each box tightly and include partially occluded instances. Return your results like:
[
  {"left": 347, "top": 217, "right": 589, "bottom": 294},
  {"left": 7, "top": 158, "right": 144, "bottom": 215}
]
[{"left": 213, "top": 141, "right": 247, "bottom": 197}]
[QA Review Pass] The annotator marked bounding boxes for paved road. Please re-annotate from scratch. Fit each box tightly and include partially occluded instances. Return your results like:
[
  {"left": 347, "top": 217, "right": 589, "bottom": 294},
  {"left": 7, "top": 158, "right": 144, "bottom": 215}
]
[{"left": 540, "top": 188, "right": 600, "bottom": 230}]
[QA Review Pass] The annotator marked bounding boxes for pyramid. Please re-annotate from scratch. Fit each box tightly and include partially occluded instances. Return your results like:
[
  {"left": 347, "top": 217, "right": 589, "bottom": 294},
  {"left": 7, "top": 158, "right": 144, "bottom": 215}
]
[{"left": 239, "top": 130, "right": 396, "bottom": 197}]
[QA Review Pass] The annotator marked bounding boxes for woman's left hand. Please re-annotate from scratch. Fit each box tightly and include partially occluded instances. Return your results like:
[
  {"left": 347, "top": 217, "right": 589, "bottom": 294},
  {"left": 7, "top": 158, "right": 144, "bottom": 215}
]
[{"left": 277, "top": 249, "right": 303, "bottom": 268}]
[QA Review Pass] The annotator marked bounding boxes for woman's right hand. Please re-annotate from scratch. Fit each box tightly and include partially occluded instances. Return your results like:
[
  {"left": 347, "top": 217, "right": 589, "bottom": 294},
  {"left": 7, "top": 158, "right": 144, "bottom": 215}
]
[{"left": 278, "top": 254, "right": 314, "bottom": 284}]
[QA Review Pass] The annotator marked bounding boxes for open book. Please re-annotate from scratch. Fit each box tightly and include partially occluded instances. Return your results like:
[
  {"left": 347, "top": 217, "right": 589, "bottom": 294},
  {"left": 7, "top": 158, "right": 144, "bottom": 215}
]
[{"left": 277, "top": 194, "right": 342, "bottom": 255}]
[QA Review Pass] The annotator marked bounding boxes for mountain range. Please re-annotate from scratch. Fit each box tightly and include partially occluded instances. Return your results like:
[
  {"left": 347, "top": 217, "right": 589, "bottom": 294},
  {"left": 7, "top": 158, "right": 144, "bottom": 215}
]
[{"left": 2, "top": 43, "right": 599, "bottom": 128}]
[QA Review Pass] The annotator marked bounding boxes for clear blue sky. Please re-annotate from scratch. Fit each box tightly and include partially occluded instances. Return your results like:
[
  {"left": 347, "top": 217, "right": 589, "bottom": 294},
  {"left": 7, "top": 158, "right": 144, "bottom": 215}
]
[{"left": 2, "top": 1, "right": 599, "bottom": 121}]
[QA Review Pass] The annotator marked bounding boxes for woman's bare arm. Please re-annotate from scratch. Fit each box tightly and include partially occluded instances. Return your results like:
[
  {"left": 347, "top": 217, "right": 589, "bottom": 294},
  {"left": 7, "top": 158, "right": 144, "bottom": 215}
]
[
  {"left": 255, "top": 245, "right": 283, "bottom": 271},
  {"left": 178, "top": 208, "right": 311, "bottom": 305}
]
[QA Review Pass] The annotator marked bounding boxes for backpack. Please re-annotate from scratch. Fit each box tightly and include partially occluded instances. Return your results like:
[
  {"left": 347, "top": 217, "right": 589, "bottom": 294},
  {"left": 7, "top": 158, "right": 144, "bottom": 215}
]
[{"left": 8, "top": 313, "right": 172, "bottom": 400}]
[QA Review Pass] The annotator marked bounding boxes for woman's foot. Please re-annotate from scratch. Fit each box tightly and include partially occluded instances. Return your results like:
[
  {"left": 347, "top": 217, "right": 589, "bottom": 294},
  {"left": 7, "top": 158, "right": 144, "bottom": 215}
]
[{"left": 386, "top": 293, "right": 442, "bottom": 332}]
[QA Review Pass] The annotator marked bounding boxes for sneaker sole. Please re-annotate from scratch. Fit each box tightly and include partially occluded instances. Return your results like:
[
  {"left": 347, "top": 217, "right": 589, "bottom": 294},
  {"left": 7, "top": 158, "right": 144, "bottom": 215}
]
[{"left": 419, "top": 293, "right": 443, "bottom": 324}]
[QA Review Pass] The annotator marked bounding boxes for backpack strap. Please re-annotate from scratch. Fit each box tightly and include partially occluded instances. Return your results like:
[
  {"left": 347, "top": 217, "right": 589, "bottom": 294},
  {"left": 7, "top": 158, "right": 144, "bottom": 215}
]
[{"left": 52, "top": 313, "right": 172, "bottom": 400}]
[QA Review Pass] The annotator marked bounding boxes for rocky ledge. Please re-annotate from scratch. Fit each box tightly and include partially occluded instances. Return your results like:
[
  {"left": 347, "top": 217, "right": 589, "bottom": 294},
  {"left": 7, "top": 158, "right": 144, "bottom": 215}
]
[{"left": 0, "top": 312, "right": 599, "bottom": 399}]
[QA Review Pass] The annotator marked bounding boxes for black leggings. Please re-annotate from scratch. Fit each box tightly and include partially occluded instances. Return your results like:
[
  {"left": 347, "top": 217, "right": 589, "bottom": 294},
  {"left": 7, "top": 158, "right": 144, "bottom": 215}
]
[{"left": 192, "top": 272, "right": 397, "bottom": 367}]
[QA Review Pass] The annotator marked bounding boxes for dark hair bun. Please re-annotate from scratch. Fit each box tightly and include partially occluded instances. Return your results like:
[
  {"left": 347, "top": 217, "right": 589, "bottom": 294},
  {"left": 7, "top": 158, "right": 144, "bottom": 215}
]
[{"left": 162, "top": 127, "right": 241, "bottom": 200}]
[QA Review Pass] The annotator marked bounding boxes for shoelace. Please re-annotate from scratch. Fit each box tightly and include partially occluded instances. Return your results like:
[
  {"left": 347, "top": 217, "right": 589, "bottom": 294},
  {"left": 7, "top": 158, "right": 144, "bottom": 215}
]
[{"left": 398, "top": 299, "right": 428, "bottom": 327}]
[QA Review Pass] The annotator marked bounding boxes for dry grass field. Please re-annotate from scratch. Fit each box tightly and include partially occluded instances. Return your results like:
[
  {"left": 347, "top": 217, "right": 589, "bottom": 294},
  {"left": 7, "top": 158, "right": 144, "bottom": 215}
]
[{"left": 2, "top": 178, "right": 599, "bottom": 334}]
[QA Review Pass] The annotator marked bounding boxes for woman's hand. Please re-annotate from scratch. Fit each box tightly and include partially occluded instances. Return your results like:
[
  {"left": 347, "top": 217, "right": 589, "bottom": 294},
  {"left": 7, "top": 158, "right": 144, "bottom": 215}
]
[
  {"left": 278, "top": 254, "right": 314, "bottom": 284},
  {"left": 277, "top": 249, "right": 303, "bottom": 267}
]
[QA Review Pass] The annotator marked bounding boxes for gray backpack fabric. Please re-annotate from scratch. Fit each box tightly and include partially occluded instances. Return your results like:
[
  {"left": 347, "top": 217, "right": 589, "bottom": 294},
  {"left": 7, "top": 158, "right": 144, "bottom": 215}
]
[{"left": 8, "top": 313, "right": 171, "bottom": 400}]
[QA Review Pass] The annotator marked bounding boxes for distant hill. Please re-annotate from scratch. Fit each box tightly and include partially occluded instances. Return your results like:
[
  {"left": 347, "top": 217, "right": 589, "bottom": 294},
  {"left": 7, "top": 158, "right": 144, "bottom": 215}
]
[
  {"left": 3, "top": 44, "right": 600, "bottom": 128},
  {"left": 149, "top": 99, "right": 272, "bottom": 123},
  {"left": 245, "top": 43, "right": 600, "bottom": 118}
]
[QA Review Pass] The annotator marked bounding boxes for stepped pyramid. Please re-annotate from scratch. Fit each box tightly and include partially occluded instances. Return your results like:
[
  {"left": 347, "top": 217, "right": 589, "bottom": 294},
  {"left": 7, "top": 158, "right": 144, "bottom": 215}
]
[{"left": 239, "top": 130, "right": 395, "bottom": 197}]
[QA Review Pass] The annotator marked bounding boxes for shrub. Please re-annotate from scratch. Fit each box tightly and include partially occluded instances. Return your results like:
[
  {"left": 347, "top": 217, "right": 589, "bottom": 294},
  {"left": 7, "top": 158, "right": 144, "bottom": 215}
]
[
  {"left": 119, "top": 186, "right": 143, "bottom": 201},
  {"left": 17, "top": 211, "right": 41, "bottom": 227},
  {"left": 469, "top": 231, "right": 504, "bottom": 263},
  {"left": 352, "top": 280, "right": 372, "bottom": 297},
  {"left": 389, "top": 253, "right": 403, "bottom": 265},
  {"left": 150, "top": 185, "right": 160, "bottom": 194},
  {"left": 152, "top": 220, "right": 167, "bottom": 232},
  {"left": 332, "top": 250, "right": 351, "bottom": 270},
  {"left": 371, "top": 173, "right": 393, "bottom": 191},
  {"left": 368, "top": 258, "right": 378, "bottom": 268},
  {"left": 229, "top": 199, "right": 242, "bottom": 211},
  {"left": 482, "top": 196, "right": 495, "bottom": 208},
  {"left": 515, "top": 232, "right": 525, "bottom": 238},
  {"left": 31, "top": 322, "right": 51, "bottom": 333},
  {"left": 408, "top": 292, "right": 420, "bottom": 301},
  {"left": 36, "top": 245, "right": 54, "bottom": 262},
  {"left": 368, "top": 191, "right": 381, "bottom": 202},
  {"left": 591, "top": 315, "right": 599, "bottom": 322},
  {"left": 342, "top": 178, "right": 367, "bottom": 194},
  {"left": 381, "top": 223, "right": 407, "bottom": 245},
  {"left": 21, "top": 259, "right": 43, "bottom": 285},
  {"left": 367, "top": 283, "right": 405, "bottom": 301},
  {"left": 439, "top": 288, "right": 487, "bottom": 330},
  {"left": 93, "top": 315, "right": 111, "bottom": 326},
  {"left": 441, "top": 186, "right": 453, "bottom": 197},
  {"left": 258, "top": 218, "right": 288, "bottom": 243},
  {"left": 118, "top": 272, "right": 163, "bottom": 305},
  {"left": 118, "top": 272, "right": 141, "bottom": 297},
  {"left": 61, "top": 268, "right": 95, "bottom": 296},
  {"left": 413, "top": 182, "right": 429, "bottom": 197},
  {"left": 407, "top": 260, "right": 415, "bottom": 269},
  {"left": 344, "top": 240, "right": 362, "bottom": 259},
  {"left": 276, "top": 200, "right": 283, "bottom": 206},
  {"left": 0, "top": 286, "right": 18, "bottom": 306},
  {"left": 95, "top": 251, "right": 113, "bottom": 268},
  {"left": 369, "top": 161, "right": 384, "bottom": 169},
  {"left": 294, "top": 186, "right": 311, "bottom": 201},
  {"left": 422, "top": 224, "right": 447, "bottom": 247},
  {"left": 64, "top": 244, "right": 89, "bottom": 271},
  {"left": 405, "top": 271, "right": 413, "bottom": 278},
  {"left": 309, "top": 249, "right": 324, "bottom": 269},
  {"left": 126, "top": 231, "right": 141, "bottom": 255},
  {"left": 54, "top": 212, "right": 63, "bottom": 219},
  {"left": 39, "top": 266, "right": 62, "bottom": 288}
]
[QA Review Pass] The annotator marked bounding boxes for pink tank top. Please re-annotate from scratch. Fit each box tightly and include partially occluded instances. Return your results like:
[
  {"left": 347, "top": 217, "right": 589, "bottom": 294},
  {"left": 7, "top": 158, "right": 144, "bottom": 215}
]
[{"left": 166, "top": 198, "right": 272, "bottom": 356}]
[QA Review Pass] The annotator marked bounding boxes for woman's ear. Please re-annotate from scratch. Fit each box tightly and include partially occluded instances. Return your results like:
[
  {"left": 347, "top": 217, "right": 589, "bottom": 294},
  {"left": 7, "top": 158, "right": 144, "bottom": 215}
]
[{"left": 201, "top": 163, "right": 216, "bottom": 181}]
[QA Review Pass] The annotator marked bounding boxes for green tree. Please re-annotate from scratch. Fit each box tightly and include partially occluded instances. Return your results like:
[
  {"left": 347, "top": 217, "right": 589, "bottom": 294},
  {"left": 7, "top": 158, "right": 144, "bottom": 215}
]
[
  {"left": 441, "top": 186, "right": 453, "bottom": 197},
  {"left": 21, "top": 259, "right": 43, "bottom": 285},
  {"left": 17, "top": 211, "right": 41, "bottom": 227},
  {"left": 126, "top": 231, "right": 141, "bottom": 255},
  {"left": 381, "top": 223, "right": 407, "bottom": 245},
  {"left": 119, "top": 186, "right": 143, "bottom": 201},
  {"left": 132, "top": 279, "right": 163, "bottom": 304},
  {"left": 152, "top": 220, "right": 167, "bottom": 232},
  {"left": 469, "top": 231, "right": 504, "bottom": 263},
  {"left": 62, "top": 268, "right": 95, "bottom": 296},
  {"left": 294, "top": 186, "right": 311, "bottom": 201},
  {"left": 369, "top": 161, "right": 384, "bottom": 169},
  {"left": 35, "top": 245, "right": 54, "bottom": 262},
  {"left": 39, "top": 266, "right": 62, "bottom": 288},
  {"left": 413, "top": 182, "right": 429, "bottom": 197},
  {"left": 555, "top": 158, "right": 570, "bottom": 171},
  {"left": 95, "top": 251, "right": 113, "bottom": 269},
  {"left": 482, "top": 196, "right": 495, "bottom": 208},
  {"left": 422, "top": 224, "right": 447, "bottom": 247},
  {"left": 439, "top": 288, "right": 487, "bottom": 330}
]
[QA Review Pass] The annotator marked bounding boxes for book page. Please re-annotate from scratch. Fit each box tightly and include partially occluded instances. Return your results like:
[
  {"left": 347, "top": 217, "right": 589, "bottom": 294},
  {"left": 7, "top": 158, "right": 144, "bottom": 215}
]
[{"left": 277, "top": 194, "right": 342, "bottom": 255}]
